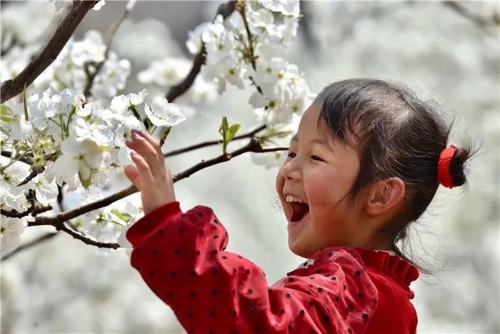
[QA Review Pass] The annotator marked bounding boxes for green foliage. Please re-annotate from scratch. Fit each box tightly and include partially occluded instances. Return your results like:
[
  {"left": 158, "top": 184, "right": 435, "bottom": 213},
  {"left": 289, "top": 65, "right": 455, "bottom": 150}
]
[{"left": 219, "top": 116, "right": 241, "bottom": 155}]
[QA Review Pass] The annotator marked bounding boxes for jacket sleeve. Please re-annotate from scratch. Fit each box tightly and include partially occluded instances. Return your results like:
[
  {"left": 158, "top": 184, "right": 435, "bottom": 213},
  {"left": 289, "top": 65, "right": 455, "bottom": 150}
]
[{"left": 126, "top": 202, "right": 377, "bottom": 334}]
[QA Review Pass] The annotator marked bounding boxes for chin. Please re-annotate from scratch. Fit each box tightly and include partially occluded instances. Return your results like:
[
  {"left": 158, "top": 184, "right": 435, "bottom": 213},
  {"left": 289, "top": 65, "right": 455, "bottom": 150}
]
[{"left": 288, "top": 238, "right": 314, "bottom": 259}]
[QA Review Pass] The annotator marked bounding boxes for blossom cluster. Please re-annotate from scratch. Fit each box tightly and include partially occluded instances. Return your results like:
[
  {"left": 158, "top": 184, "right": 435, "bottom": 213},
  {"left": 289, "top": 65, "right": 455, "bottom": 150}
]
[
  {"left": 0, "top": 87, "right": 185, "bottom": 254},
  {"left": 143, "top": 0, "right": 313, "bottom": 126},
  {"left": 0, "top": 0, "right": 312, "bottom": 254}
]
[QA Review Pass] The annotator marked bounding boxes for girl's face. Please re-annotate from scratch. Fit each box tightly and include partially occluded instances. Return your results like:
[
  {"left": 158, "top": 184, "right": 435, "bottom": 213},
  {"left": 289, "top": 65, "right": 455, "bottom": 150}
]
[{"left": 276, "top": 104, "right": 363, "bottom": 258}]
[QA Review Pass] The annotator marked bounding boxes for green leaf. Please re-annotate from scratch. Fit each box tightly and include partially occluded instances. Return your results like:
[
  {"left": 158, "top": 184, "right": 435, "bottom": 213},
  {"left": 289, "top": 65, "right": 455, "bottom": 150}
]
[
  {"left": 0, "top": 105, "right": 15, "bottom": 123},
  {"left": 219, "top": 116, "right": 229, "bottom": 137},
  {"left": 219, "top": 117, "right": 241, "bottom": 155},
  {"left": 226, "top": 124, "right": 241, "bottom": 142},
  {"left": 78, "top": 172, "right": 92, "bottom": 189},
  {"left": 219, "top": 116, "right": 229, "bottom": 154},
  {"left": 110, "top": 209, "right": 132, "bottom": 223}
]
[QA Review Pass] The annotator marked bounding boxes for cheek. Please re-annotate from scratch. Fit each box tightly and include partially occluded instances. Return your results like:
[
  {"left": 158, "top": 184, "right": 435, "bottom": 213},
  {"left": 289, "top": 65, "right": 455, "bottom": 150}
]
[
  {"left": 275, "top": 168, "right": 285, "bottom": 195},
  {"left": 303, "top": 172, "right": 340, "bottom": 205}
]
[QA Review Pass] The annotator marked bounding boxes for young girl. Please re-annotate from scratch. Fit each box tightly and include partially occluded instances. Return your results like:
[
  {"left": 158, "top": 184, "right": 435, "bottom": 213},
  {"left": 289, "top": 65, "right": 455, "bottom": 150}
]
[{"left": 123, "top": 78, "right": 473, "bottom": 334}]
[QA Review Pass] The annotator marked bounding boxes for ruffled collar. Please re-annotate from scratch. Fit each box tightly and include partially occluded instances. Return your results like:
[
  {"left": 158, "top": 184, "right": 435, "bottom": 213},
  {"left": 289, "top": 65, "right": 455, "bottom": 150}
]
[
  {"left": 292, "top": 247, "right": 419, "bottom": 288},
  {"left": 353, "top": 247, "right": 420, "bottom": 287}
]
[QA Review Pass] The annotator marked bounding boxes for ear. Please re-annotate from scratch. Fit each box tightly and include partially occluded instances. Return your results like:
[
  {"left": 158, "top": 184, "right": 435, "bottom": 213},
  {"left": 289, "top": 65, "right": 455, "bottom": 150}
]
[{"left": 364, "top": 177, "right": 405, "bottom": 216}]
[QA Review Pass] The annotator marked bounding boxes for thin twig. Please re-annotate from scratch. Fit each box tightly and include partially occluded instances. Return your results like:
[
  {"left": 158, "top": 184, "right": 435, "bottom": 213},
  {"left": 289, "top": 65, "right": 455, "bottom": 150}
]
[
  {"left": 442, "top": 1, "right": 500, "bottom": 28},
  {"left": 1, "top": 203, "right": 52, "bottom": 218},
  {"left": 164, "top": 1, "right": 237, "bottom": 104},
  {"left": 1, "top": 150, "right": 32, "bottom": 165},
  {"left": 55, "top": 223, "right": 120, "bottom": 249},
  {"left": 29, "top": 140, "right": 286, "bottom": 228},
  {"left": 237, "top": 3, "right": 257, "bottom": 71},
  {"left": 159, "top": 0, "right": 237, "bottom": 146},
  {"left": 29, "top": 185, "right": 137, "bottom": 227},
  {"left": 82, "top": 0, "right": 135, "bottom": 98},
  {"left": 164, "top": 124, "right": 266, "bottom": 158},
  {"left": 1, "top": 232, "right": 58, "bottom": 261}
]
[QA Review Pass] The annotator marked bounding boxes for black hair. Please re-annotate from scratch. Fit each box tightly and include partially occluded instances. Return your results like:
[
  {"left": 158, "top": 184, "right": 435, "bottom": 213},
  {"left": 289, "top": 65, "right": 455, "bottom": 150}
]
[{"left": 315, "top": 78, "right": 476, "bottom": 269}]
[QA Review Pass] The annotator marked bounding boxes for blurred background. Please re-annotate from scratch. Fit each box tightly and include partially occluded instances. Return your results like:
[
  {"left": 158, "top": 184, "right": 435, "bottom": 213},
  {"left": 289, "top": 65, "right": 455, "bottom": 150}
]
[{"left": 1, "top": 1, "right": 499, "bottom": 333}]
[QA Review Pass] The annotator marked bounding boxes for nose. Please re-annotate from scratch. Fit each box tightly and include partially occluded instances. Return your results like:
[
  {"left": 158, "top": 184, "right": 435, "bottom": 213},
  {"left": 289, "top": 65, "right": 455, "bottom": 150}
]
[{"left": 280, "top": 157, "right": 301, "bottom": 181}]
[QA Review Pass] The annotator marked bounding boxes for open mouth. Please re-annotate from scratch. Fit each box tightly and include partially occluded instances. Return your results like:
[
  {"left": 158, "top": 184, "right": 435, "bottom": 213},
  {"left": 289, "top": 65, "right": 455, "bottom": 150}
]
[{"left": 290, "top": 202, "right": 310, "bottom": 222}]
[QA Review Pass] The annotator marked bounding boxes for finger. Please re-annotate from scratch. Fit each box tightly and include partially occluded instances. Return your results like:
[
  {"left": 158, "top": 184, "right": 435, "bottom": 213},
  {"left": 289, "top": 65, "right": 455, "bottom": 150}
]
[
  {"left": 134, "top": 130, "right": 168, "bottom": 171},
  {"left": 127, "top": 132, "right": 163, "bottom": 177},
  {"left": 124, "top": 164, "right": 141, "bottom": 190},
  {"left": 129, "top": 151, "right": 155, "bottom": 191},
  {"left": 134, "top": 130, "right": 162, "bottom": 154}
]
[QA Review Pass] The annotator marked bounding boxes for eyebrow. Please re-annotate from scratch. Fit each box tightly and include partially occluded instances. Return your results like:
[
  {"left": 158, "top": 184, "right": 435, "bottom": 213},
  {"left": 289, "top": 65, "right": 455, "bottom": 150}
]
[{"left": 290, "top": 134, "right": 331, "bottom": 148}]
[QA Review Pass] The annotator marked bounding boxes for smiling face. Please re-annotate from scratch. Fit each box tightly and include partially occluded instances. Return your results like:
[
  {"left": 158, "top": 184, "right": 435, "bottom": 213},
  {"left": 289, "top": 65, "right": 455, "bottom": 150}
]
[{"left": 276, "top": 104, "right": 364, "bottom": 258}]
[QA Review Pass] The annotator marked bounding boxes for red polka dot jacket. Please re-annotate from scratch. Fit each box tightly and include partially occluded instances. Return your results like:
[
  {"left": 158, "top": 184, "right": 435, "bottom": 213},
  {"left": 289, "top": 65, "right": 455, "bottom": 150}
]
[{"left": 126, "top": 202, "right": 420, "bottom": 334}]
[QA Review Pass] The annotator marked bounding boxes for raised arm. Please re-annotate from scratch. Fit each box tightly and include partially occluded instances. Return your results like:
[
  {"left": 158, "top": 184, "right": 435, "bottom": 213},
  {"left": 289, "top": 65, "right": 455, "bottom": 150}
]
[{"left": 126, "top": 201, "right": 376, "bottom": 333}]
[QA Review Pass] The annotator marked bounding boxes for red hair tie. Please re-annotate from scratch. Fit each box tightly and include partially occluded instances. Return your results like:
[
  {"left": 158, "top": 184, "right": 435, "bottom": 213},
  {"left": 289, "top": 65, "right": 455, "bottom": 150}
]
[{"left": 437, "top": 144, "right": 457, "bottom": 188}]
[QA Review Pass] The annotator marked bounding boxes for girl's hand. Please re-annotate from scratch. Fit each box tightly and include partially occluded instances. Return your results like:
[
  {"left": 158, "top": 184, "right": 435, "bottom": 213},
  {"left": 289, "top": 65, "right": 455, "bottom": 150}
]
[{"left": 124, "top": 129, "right": 176, "bottom": 215}]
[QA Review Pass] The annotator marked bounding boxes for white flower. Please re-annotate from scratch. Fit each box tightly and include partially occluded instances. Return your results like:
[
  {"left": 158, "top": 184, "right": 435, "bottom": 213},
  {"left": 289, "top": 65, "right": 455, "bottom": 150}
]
[
  {"left": 203, "top": 55, "right": 249, "bottom": 94},
  {"left": 72, "top": 112, "right": 114, "bottom": 146},
  {"left": 144, "top": 97, "right": 185, "bottom": 127},
  {"left": 0, "top": 157, "right": 32, "bottom": 212},
  {"left": 258, "top": 0, "right": 300, "bottom": 16},
  {"left": 138, "top": 57, "right": 191, "bottom": 87},
  {"left": 0, "top": 217, "right": 27, "bottom": 256},
  {"left": 202, "top": 15, "right": 236, "bottom": 65},
  {"left": 33, "top": 173, "right": 58, "bottom": 206},
  {"left": 49, "top": 138, "right": 104, "bottom": 188},
  {"left": 110, "top": 90, "right": 148, "bottom": 115},
  {"left": 70, "top": 30, "right": 106, "bottom": 66},
  {"left": 186, "top": 22, "right": 212, "bottom": 55},
  {"left": 91, "top": 52, "right": 131, "bottom": 99},
  {"left": 93, "top": 0, "right": 106, "bottom": 10},
  {"left": 250, "top": 150, "right": 286, "bottom": 169},
  {"left": 48, "top": 89, "right": 86, "bottom": 117}
]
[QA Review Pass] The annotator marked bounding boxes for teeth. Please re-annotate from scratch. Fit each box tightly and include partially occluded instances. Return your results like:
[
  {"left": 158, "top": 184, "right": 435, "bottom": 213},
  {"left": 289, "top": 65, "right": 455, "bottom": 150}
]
[{"left": 286, "top": 195, "right": 304, "bottom": 203}]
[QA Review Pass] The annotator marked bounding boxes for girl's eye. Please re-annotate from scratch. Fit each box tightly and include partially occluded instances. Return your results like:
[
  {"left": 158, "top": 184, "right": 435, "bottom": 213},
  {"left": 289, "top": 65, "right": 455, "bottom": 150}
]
[
  {"left": 287, "top": 152, "right": 296, "bottom": 158},
  {"left": 311, "top": 155, "right": 324, "bottom": 162}
]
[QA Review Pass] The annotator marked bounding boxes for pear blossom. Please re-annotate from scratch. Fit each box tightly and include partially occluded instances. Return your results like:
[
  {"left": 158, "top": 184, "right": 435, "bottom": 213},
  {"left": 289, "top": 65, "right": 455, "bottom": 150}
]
[
  {"left": 186, "top": 22, "right": 212, "bottom": 55},
  {"left": 144, "top": 97, "right": 185, "bottom": 127},
  {"left": 70, "top": 30, "right": 106, "bottom": 67},
  {"left": 0, "top": 157, "right": 31, "bottom": 212},
  {"left": 257, "top": 0, "right": 300, "bottom": 16},
  {"left": 33, "top": 174, "right": 58, "bottom": 206},
  {"left": 0, "top": 217, "right": 27, "bottom": 256},
  {"left": 138, "top": 57, "right": 192, "bottom": 87},
  {"left": 48, "top": 138, "right": 104, "bottom": 189},
  {"left": 0, "top": 0, "right": 311, "bottom": 247},
  {"left": 202, "top": 55, "right": 249, "bottom": 94},
  {"left": 250, "top": 57, "right": 313, "bottom": 124},
  {"left": 202, "top": 15, "right": 237, "bottom": 65},
  {"left": 90, "top": 52, "right": 131, "bottom": 99}
]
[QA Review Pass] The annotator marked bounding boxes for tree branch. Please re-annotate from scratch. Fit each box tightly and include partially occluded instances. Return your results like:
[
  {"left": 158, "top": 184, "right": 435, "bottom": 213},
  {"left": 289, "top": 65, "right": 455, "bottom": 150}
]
[
  {"left": 1, "top": 232, "right": 58, "bottom": 261},
  {"left": 82, "top": 0, "right": 135, "bottom": 98},
  {"left": 29, "top": 140, "right": 287, "bottom": 229},
  {"left": 55, "top": 223, "right": 120, "bottom": 249},
  {"left": 1, "top": 202, "right": 52, "bottom": 218},
  {"left": 158, "top": 1, "right": 237, "bottom": 147},
  {"left": 164, "top": 124, "right": 267, "bottom": 158},
  {"left": 164, "top": 1, "right": 237, "bottom": 104},
  {"left": 30, "top": 185, "right": 137, "bottom": 227},
  {"left": 0, "top": 0, "right": 99, "bottom": 104},
  {"left": 442, "top": 1, "right": 500, "bottom": 28},
  {"left": 171, "top": 137, "right": 271, "bottom": 182}
]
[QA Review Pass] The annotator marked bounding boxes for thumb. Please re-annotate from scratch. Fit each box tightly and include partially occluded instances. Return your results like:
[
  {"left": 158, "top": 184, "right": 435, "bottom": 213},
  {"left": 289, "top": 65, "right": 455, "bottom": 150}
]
[{"left": 124, "top": 165, "right": 142, "bottom": 190}]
